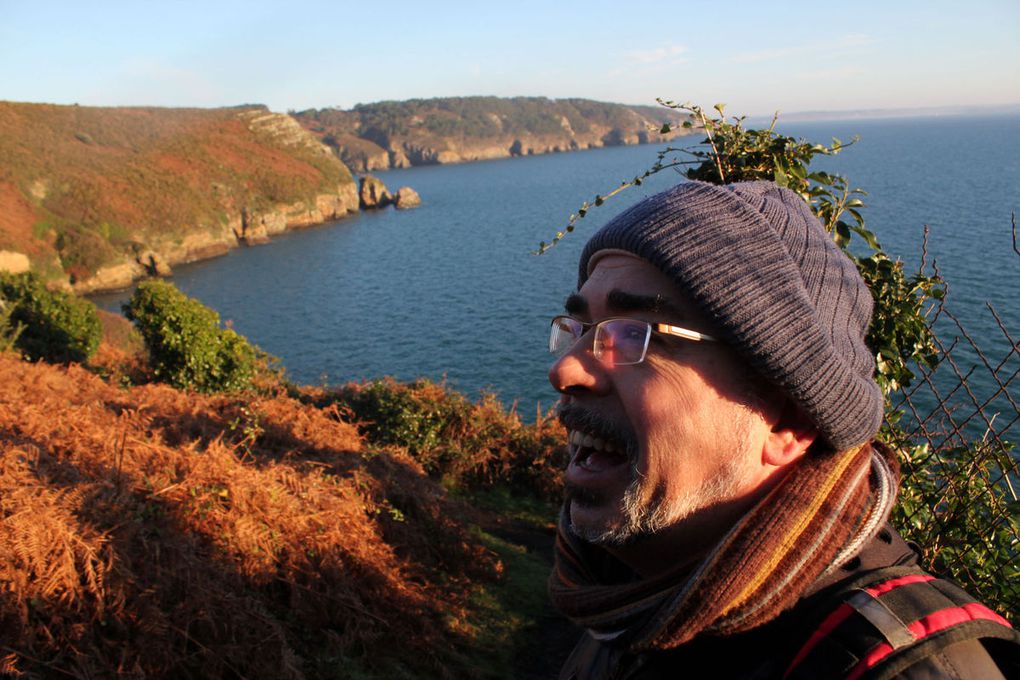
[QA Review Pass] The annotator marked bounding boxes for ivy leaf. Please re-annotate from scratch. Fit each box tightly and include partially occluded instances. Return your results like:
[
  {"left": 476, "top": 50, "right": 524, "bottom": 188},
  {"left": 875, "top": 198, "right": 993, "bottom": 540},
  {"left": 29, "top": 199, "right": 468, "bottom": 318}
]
[
  {"left": 774, "top": 164, "right": 789, "bottom": 188},
  {"left": 835, "top": 221, "right": 851, "bottom": 247}
]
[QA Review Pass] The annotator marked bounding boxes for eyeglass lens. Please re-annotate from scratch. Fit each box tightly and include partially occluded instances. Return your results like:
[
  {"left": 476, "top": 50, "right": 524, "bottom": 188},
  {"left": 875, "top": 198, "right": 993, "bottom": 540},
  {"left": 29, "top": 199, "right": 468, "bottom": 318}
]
[
  {"left": 549, "top": 317, "right": 581, "bottom": 355},
  {"left": 549, "top": 317, "right": 652, "bottom": 366}
]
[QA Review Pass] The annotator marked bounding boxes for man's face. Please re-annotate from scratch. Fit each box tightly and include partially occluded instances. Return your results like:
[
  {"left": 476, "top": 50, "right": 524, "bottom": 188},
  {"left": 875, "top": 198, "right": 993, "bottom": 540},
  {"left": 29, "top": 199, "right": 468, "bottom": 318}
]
[{"left": 548, "top": 253, "right": 775, "bottom": 547}]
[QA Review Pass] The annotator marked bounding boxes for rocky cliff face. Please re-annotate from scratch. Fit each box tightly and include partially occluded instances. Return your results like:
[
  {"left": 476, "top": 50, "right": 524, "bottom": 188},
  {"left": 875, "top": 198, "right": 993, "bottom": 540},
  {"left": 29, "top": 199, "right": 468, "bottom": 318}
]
[
  {"left": 358, "top": 175, "right": 392, "bottom": 209},
  {"left": 74, "top": 183, "right": 360, "bottom": 294},
  {"left": 294, "top": 97, "right": 694, "bottom": 172},
  {"left": 0, "top": 102, "right": 364, "bottom": 294}
]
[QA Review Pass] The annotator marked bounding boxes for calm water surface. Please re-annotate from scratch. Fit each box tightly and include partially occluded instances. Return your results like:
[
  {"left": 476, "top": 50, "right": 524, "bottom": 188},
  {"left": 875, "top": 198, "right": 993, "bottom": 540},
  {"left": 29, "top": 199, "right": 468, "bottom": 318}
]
[{"left": 91, "top": 114, "right": 1020, "bottom": 427}]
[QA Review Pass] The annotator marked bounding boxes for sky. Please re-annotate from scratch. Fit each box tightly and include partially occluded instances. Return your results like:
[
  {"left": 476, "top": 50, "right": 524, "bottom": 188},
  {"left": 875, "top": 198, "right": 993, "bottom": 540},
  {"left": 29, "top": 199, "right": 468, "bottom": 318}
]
[{"left": 2, "top": 1, "right": 1018, "bottom": 116}]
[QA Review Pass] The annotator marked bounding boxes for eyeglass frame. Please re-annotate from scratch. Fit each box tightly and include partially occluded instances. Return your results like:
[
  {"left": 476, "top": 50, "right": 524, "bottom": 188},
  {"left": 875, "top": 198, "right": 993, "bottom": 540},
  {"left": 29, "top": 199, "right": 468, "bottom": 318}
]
[{"left": 549, "top": 315, "right": 718, "bottom": 366}]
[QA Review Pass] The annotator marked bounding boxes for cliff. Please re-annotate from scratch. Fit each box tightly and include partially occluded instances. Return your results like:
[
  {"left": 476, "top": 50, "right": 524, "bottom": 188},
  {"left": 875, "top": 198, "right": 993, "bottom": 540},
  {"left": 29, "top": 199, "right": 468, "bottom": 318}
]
[
  {"left": 293, "top": 96, "right": 694, "bottom": 171},
  {"left": 0, "top": 102, "right": 360, "bottom": 292}
]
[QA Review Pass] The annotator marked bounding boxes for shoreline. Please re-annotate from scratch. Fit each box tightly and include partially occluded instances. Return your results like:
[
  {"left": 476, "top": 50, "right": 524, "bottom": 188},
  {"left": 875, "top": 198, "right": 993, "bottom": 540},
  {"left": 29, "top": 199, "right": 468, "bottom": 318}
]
[
  {"left": 74, "top": 133, "right": 680, "bottom": 295},
  {"left": 72, "top": 186, "right": 360, "bottom": 295}
]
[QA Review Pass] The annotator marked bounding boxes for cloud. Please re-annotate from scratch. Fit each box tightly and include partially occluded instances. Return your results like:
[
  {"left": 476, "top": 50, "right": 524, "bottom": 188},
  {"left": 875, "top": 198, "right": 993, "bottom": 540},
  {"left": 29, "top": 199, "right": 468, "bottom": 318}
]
[
  {"left": 730, "top": 34, "right": 874, "bottom": 64},
  {"left": 795, "top": 65, "right": 867, "bottom": 81},
  {"left": 623, "top": 44, "right": 689, "bottom": 65},
  {"left": 607, "top": 44, "right": 689, "bottom": 78}
]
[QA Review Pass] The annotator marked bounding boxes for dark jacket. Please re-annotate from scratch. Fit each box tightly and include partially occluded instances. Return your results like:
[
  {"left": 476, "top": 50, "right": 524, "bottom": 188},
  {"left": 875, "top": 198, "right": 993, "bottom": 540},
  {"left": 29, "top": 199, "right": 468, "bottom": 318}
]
[{"left": 559, "top": 526, "right": 1013, "bottom": 679}]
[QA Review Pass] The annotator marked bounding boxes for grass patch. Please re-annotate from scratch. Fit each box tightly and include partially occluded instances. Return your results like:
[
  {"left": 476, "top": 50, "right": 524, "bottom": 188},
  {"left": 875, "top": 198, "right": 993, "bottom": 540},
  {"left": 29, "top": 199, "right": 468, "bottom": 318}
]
[
  {"left": 453, "top": 525, "right": 556, "bottom": 678},
  {"left": 454, "top": 485, "right": 558, "bottom": 527}
]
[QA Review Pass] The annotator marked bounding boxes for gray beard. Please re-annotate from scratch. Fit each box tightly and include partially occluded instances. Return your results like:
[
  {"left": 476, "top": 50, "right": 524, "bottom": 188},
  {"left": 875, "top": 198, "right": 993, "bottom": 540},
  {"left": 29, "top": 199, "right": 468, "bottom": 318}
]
[
  {"left": 569, "top": 452, "right": 750, "bottom": 546},
  {"left": 570, "top": 415, "right": 757, "bottom": 547}
]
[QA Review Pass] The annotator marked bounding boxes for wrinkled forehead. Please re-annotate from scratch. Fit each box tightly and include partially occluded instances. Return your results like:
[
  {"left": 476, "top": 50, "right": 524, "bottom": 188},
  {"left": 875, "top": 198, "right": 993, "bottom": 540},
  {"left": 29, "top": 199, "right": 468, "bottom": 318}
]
[
  {"left": 585, "top": 248, "right": 645, "bottom": 278},
  {"left": 583, "top": 250, "right": 684, "bottom": 298},
  {"left": 576, "top": 250, "right": 707, "bottom": 324}
]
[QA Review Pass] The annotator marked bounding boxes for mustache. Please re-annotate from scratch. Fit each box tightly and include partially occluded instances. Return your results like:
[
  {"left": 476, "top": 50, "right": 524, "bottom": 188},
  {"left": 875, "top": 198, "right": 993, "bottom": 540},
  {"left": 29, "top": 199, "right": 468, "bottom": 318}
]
[{"left": 556, "top": 403, "right": 639, "bottom": 459}]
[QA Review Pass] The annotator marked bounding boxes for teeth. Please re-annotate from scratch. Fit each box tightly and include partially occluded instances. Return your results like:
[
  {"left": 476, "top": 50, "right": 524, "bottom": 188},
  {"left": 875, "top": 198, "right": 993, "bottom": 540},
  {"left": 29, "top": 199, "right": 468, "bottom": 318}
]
[{"left": 569, "top": 429, "right": 618, "bottom": 454}]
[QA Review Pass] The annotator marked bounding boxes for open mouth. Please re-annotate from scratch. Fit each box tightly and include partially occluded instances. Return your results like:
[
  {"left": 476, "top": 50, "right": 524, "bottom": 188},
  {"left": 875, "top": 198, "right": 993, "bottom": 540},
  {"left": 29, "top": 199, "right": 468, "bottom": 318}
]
[{"left": 567, "top": 428, "right": 630, "bottom": 472}]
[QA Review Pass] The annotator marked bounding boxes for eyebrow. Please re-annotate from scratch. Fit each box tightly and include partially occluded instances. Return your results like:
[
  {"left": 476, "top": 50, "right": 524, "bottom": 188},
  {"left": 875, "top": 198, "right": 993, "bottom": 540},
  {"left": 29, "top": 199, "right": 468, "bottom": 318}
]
[
  {"left": 564, "top": 293, "right": 588, "bottom": 315},
  {"left": 563, "top": 289, "right": 689, "bottom": 320},
  {"left": 606, "top": 290, "right": 689, "bottom": 320}
]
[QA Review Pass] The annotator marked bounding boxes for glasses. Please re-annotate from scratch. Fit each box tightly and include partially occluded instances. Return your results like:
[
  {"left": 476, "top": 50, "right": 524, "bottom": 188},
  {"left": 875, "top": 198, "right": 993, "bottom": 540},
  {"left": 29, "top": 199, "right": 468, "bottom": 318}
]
[{"left": 549, "top": 316, "right": 717, "bottom": 366}]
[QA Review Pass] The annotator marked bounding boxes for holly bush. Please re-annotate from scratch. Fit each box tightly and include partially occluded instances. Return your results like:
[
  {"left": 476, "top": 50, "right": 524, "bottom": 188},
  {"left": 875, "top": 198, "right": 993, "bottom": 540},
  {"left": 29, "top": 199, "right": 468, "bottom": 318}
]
[
  {"left": 0, "top": 271, "right": 101, "bottom": 363},
  {"left": 124, "top": 279, "right": 261, "bottom": 393},
  {"left": 0, "top": 294, "right": 23, "bottom": 352}
]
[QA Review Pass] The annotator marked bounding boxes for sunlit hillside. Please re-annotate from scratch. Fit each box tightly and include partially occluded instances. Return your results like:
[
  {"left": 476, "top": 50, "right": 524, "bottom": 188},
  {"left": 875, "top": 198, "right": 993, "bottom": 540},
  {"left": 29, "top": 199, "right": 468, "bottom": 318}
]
[
  {"left": 0, "top": 341, "right": 568, "bottom": 678},
  {"left": 0, "top": 102, "right": 358, "bottom": 291}
]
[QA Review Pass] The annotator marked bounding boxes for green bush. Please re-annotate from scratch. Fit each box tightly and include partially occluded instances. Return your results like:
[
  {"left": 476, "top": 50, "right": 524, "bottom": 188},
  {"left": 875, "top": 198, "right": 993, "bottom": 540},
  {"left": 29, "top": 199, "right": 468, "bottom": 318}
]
[
  {"left": 0, "top": 294, "right": 25, "bottom": 352},
  {"left": 124, "top": 279, "right": 260, "bottom": 393},
  {"left": 0, "top": 271, "right": 101, "bottom": 363},
  {"left": 337, "top": 378, "right": 461, "bottom": 459},
  {"left": 892, "top": 437, "right": 1019, "bottom": 612},
  {"left": 329, "top": 378, "right": 566, "bottom": 498},
  {"left": 54, "top": 223, "right": 122, "bottom": 282}
]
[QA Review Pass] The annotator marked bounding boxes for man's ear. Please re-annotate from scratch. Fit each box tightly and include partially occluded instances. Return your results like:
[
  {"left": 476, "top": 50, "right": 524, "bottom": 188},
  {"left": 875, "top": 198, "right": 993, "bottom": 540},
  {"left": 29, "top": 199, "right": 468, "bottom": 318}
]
[{"left": 762, "top": 399, "right": 818, "bottom": 467}]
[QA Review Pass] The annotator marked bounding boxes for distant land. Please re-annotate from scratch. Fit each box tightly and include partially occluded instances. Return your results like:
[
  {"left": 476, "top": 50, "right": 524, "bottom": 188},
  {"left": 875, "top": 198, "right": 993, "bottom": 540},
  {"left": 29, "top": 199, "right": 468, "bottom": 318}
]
[
  {"left": 750, "top": 102, "right": 1020, "bottom": 123},
  {"left": 0, "top": 97, "right": 692, "bottom": 292},
  {"left": 292, "top": 96, "right": 692, "bottom": 171}
]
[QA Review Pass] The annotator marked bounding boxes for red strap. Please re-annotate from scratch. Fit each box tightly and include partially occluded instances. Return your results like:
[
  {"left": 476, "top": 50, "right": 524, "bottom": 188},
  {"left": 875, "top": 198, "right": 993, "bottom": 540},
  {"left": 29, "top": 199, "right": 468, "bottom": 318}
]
[
  {"left": 783, "top": 574, "right": 935, "bottom": 678},
  {"left": 863, "top": 573, "right": 935, "bottom": 597},
  {"left": 783, "top": 603, "right": 855, "bottom": 677},
  {"left": 845, "top": 603, "right": 1013, "bottom": 680}
]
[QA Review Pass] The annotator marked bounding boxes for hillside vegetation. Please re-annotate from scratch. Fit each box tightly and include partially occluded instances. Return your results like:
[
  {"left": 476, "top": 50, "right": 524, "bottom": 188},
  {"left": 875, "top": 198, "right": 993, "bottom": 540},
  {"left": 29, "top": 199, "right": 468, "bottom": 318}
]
[
  {"left": 294, "top": 96, "right": 692, "bottom": 171},
  {"left": 0, "top": 340, "right": 567, "bottom": 678},
  {"left": 0, "top": 102, "right": 359, "bottom": 292}
]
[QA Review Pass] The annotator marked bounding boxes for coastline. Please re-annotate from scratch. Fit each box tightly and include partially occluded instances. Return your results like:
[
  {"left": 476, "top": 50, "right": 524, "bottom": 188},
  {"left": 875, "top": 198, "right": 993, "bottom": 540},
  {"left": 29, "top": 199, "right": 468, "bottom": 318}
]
[
  {"left": 73, "top": 132, "right": 679, "bottom": 295},
  {"left": 72, "top": 185, "right": 359, "bottom": 295}
]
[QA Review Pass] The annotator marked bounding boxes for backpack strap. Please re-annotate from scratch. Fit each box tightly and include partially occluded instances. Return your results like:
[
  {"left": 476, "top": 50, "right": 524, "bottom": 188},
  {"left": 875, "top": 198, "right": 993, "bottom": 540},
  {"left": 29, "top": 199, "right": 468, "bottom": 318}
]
[{"left": 783, "top": 566, "right": 1020, "bottom": 680}]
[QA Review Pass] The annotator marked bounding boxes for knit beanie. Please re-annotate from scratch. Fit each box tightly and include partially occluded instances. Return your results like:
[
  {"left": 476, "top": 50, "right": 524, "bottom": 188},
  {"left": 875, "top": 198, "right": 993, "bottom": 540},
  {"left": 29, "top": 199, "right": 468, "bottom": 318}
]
[{"left": 579, "top": 180, "right": 882, "bottom": 451}]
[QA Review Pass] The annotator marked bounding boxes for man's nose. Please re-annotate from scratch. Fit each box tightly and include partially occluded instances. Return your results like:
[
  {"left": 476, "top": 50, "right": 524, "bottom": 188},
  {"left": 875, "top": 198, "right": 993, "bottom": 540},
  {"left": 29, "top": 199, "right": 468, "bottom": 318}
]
[{"left": 548, "top": 344, "right": 612, "bottom": 396}]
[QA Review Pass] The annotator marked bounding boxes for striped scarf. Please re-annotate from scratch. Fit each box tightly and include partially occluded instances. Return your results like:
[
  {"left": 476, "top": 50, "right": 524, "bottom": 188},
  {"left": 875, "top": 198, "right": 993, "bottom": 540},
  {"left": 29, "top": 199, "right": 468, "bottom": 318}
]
[{"left": 549, "top": 443, "right": 897, "bottom": 651}]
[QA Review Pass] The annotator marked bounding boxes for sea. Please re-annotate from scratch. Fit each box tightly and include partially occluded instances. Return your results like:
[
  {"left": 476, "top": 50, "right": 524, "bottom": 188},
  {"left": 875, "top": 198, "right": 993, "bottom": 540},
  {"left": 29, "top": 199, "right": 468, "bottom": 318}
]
[{"left": 90, "top": 114, "right": 1020, "bottom": 436}]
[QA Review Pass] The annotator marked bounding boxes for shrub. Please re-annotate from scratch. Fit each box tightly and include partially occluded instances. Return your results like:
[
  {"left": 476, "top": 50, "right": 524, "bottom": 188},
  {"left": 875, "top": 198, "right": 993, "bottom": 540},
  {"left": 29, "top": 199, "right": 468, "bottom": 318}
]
[
  {"left": 328, "top": 378, "right": 566, "bottom": 499},
  {"left": 892, "top": 437, "right": 1019, "bottom": 612},
  {"left": 0, "top": 295, "right": 24, "bottom": 353},
  {"left": 0, "top": 271, "right": 101, "bottom": 362},
  {"left": 124, "top": 279, "right": 260, "bottom": 392},
  {"left": 54, "top": 223, "right": 122, "bottom": 282}
]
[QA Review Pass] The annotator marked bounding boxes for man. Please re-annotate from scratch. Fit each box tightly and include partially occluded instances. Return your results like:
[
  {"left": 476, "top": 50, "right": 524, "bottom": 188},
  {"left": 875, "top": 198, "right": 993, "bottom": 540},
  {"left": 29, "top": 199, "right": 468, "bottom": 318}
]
[{"left": 546, "top": 181, "right": 1018, "bottom": 679}]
